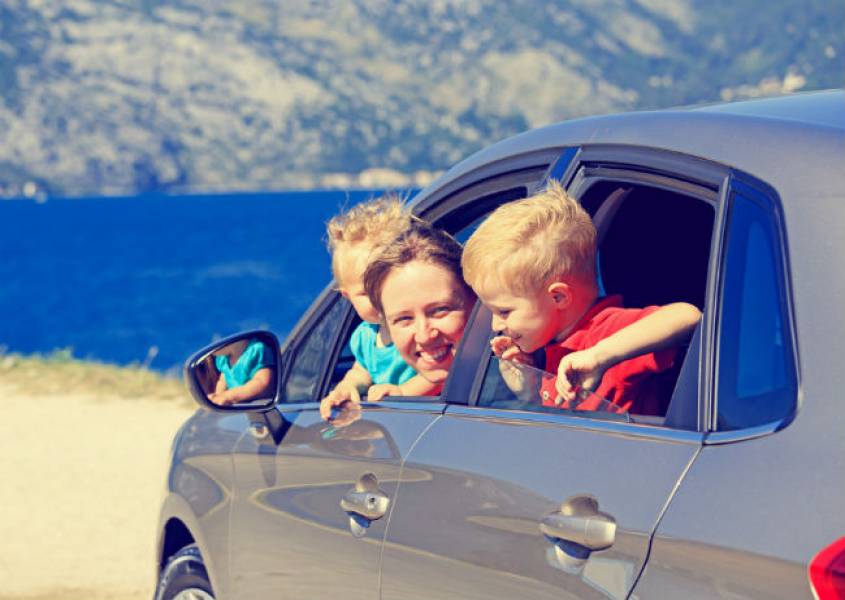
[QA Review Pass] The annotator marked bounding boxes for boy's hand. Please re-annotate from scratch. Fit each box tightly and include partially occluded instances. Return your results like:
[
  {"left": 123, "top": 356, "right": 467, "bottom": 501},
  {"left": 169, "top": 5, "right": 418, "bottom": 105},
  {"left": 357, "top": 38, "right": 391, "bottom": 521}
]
[
  {"left": 492, "top": 336, "right": 538, "bottom": 399},
  {"left": 555, "top": 347, "right": 607, "bottom": 403},
  {"left": 366, "top": 383, "right": 402, "bottom": 402},
  {"left": 490, "top": 336, "right": 535, "bottom": 366},
  {"left": 319, "top": 384, "right": 361, "bottom": 421}
]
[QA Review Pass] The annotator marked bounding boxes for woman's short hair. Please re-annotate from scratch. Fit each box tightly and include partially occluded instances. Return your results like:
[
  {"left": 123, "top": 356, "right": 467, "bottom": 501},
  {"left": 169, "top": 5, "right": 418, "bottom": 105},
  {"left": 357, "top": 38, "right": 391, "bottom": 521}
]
[{"left": 363, "top": 219, "right": 471, "bottom": 315}]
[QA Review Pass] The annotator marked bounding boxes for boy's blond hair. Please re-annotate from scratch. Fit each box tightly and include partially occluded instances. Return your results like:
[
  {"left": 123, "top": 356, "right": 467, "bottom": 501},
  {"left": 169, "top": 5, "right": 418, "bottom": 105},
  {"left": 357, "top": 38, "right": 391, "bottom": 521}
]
[
  {"left": 326, "top": 194, "right": 412, "bottom": 283},
  {"left": 462, "top": 180, "right": 596, "bottom": 295}
]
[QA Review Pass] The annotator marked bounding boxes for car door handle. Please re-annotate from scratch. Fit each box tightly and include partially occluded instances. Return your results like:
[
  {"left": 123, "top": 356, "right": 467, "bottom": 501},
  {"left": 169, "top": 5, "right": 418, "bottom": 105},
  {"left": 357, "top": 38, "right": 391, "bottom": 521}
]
[
  {"left": 540, "top": 495, "right": 616, "bottom": 551},
  {"left": 340, "top": 473, "right": 390, "bottom": 521}
]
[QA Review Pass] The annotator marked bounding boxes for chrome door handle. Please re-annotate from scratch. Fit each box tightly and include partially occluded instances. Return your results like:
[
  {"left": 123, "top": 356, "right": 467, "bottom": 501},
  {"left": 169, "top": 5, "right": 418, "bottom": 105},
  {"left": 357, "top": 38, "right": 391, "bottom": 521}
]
[
  {"left": 340, "top": 473, "right": 390, "bottom": 521},
  {"left": 541, "top": 495, "right": 616, "bottom": 551}
]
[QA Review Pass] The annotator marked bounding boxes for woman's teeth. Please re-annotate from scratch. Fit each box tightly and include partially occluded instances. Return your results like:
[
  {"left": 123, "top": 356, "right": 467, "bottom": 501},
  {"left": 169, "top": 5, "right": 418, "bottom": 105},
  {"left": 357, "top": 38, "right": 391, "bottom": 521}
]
[{"left": 420, "top": 346, "right": 450, "bottom": 363}]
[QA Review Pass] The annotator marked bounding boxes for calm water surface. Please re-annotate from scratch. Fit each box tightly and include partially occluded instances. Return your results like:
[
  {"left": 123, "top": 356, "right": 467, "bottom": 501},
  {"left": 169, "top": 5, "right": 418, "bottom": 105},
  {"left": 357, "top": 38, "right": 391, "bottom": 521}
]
[{"left": 0, "top": 191, "right": 379, "bottom": 371}]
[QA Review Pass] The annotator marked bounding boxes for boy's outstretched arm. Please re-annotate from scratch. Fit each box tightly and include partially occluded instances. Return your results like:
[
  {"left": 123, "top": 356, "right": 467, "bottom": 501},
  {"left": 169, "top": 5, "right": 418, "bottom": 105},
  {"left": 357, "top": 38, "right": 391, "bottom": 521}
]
[
  {"left": 367, "top": 374, "right": 439, "bottom": 401},
  {"left": 320, "top": 361, "right": 372, "bottom": 419},
  {"left": 556, "top": 302, "right": 701, "bottom": 402}
]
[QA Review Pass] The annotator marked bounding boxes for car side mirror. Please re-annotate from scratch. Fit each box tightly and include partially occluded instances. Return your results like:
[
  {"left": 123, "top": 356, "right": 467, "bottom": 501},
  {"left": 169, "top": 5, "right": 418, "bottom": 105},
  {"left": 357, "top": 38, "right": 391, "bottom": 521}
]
[{"left": 184, "top": 330, "right": 282, "bottom": 412}]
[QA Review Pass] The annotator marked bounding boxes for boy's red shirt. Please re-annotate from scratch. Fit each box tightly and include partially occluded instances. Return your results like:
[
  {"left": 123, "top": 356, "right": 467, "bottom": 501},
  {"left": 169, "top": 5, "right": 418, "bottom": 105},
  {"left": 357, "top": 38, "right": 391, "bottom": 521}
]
[{"left": 539, "top": 295, "right": 677, "bottom": 416}]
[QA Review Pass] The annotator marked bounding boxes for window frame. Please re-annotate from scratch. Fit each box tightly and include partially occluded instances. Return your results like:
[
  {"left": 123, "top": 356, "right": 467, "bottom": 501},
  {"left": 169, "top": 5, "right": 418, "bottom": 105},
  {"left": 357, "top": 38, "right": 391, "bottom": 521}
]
[
  {"left": 705, "top": 172, "right": 800, "bottom": 444},
  {"left": 277, "top": 287, "right": 353, "bottom": 405},
  {"left": 445, "top": 144, "right": 731, "bottom": 439},
  {"left": 423, "top": 169, "right": 562, "bottom": 404}
]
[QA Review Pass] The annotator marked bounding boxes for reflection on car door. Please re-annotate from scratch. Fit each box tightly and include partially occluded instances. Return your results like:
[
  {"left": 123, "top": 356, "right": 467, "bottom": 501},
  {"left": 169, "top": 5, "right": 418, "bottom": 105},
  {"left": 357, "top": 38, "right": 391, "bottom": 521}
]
[
  {"left": 380, "top": 406, "right": 700, "bottom": 599},
  {"left": 227, "top": 403, "right": 442, "bottom": 600},
  {"left": 223, "top": 291, "right": 443, "bottom": 599}
]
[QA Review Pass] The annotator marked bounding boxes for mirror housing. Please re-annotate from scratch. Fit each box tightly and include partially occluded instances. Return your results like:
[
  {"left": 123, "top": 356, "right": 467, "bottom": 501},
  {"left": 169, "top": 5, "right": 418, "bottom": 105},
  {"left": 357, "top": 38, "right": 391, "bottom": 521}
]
[{"left": 184, "top": 330, "right": 282, "bottom": 412}]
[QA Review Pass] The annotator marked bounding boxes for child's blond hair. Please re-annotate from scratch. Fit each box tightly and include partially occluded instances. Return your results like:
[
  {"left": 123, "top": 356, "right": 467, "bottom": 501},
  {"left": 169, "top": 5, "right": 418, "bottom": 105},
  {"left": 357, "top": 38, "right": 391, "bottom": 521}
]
[
  {"left": 462, "top": 180, "right": 597, "bottom": 295},
  {"left": 326, "top": 194, "right": 412, "bottom": 283}
]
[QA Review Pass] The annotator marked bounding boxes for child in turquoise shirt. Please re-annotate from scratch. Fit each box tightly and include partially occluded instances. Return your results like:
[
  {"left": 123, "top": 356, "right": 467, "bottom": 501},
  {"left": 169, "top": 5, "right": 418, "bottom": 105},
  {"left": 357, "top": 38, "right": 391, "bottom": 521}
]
[
  {"left": 319, "top": 196, "right": 437, "bottom": 418},
  {"left": 209, "top": 339, "right": 275, "bottom": 406}
]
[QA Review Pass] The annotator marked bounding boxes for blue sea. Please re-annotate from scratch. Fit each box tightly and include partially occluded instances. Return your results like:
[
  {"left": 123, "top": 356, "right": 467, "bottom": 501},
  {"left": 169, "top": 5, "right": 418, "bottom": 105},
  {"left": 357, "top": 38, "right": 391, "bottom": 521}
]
[{"left": 0, "top": 191, "right": 384, "bottom": 372}]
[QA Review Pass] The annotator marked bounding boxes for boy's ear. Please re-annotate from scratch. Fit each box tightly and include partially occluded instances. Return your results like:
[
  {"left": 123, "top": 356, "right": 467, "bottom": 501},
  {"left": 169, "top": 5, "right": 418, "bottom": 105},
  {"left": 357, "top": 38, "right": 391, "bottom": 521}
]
[
  {"left": 547, "top": 282, "right": 572, "bottom": 309},
  {"left": 338, "top": 288, "right": 350, "bottom": 300}
]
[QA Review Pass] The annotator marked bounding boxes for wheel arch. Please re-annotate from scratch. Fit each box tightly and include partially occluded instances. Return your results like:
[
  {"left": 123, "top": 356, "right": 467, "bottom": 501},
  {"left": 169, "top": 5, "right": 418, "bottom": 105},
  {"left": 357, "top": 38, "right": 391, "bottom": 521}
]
[{"left": 156, "top": 493, "right": 225, "bottom": 597}]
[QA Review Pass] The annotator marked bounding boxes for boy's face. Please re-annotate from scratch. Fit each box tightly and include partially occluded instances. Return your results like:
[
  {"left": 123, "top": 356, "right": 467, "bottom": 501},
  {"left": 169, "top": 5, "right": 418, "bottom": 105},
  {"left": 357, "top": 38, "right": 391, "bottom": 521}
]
[
  {"left": 338, "top": 245, "right": 380, "bottom": 324},
  {"left": 478, "top": 282, "right": 567, "bottom": 353}
]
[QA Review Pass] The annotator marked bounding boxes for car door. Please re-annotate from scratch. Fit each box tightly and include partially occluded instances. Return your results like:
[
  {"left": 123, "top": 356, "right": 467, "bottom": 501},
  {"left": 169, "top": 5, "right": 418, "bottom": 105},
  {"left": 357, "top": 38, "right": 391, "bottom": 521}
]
[
  {"left": 226, "top": 289, "right": 444, "bottom": 600},
  {"left": 379, "top": 147, "right": 724, "bottom": 600}
]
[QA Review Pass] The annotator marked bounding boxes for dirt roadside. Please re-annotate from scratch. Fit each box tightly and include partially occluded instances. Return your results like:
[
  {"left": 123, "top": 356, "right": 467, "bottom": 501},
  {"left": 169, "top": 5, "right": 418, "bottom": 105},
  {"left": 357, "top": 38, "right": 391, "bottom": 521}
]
[{"left": 0, "top": 383, "right": 195, "bottom": 600}]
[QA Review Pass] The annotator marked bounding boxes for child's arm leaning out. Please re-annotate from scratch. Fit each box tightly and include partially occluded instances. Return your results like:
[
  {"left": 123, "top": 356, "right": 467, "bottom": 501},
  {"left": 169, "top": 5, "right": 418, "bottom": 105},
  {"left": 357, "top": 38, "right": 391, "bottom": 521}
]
[
  {"left": 555, "top": 302, "right": 701, "bottom": 402},
  {"left": 210, "top": 368, "right": 273, "bottom": 406},
  {"left": 367, "top": 374, "right": 440, "bottom": 401},
  {"left": 319, "top": 361, "right": 372, "bottom": 419}
]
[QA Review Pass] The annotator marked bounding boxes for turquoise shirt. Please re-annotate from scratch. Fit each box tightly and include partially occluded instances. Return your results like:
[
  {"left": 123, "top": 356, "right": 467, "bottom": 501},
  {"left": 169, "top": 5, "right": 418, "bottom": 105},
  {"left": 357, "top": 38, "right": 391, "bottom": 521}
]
[
  {"left": 215, "top": 340, "right": 274, "bottom": 388},
  {"left": 350, "top": 322, "right": 416, "bottom": 386}
]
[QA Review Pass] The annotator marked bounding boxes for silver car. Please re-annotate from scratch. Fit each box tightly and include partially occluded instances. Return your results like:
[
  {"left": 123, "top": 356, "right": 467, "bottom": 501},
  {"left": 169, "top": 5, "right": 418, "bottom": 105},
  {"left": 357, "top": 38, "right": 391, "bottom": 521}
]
[{"left": 154, "top": 90, "right": 845, "bottom": 600}]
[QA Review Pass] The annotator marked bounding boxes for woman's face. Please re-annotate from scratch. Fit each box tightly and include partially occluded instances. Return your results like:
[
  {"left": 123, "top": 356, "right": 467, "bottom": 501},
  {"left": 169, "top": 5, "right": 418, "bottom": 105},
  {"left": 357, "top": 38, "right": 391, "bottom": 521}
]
[{"left": 380, "top": 260, "right": 475, "bottom": 385}]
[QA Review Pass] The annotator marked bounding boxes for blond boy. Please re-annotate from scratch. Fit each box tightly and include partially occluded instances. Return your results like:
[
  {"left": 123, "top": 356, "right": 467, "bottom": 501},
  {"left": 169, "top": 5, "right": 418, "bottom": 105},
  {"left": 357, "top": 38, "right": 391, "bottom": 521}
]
[
  {"left": 462, "top": 181, "right": 701, "bottom": 415},
  {"left": 320, "top": 196, "right": 436, "bottom": 419}
]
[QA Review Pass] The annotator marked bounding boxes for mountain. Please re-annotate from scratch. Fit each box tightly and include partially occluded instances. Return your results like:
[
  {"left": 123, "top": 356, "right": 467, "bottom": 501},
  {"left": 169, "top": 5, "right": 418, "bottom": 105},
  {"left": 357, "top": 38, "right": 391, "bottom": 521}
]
[{"left": 0, "top": 0, "right": 842, "bottom": 197}]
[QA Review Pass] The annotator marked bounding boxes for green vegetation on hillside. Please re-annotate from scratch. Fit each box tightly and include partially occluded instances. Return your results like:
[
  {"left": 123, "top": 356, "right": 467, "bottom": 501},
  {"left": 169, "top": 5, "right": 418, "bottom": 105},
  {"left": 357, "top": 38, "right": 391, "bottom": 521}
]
[{"left": 0, "top": 0, "right": 842, "bottom": 197}]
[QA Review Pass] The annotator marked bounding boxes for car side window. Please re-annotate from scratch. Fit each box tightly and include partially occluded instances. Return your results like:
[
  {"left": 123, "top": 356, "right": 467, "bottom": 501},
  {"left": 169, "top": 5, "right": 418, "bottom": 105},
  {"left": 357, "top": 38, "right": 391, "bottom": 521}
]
[
  {"left": 473, "top": 176, "right": 715, "bottom": 427},
  {"left": 283, "top": 296, "right": 347, "bottom": 403},
  {"left": 715, "top": 186, "right": 797, "bottom": 430}
]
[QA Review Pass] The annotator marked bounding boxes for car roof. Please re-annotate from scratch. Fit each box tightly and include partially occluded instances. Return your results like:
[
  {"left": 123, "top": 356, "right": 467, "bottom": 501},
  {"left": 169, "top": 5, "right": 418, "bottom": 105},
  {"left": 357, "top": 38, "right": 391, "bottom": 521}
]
[
  {"left": 689, "top": 89, "right": 845, "bottom": 130},
  {"left": 412, "top": 90, "right": 845, "bottom": 213}
]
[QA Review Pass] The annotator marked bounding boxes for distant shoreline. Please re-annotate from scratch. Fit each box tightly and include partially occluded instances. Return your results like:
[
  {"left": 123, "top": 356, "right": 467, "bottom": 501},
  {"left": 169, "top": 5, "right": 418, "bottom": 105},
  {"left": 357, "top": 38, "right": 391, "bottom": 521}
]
[{"left": 0, "top": 167, "right": 442, "bottom": 202}]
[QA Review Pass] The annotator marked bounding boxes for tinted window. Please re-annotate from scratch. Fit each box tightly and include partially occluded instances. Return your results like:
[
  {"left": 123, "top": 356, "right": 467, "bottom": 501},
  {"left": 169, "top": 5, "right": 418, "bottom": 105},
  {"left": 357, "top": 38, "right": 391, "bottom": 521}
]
[
  {"left": 283, "top": 297, "right": 347, "bottom": 403},
  {"left": 716, "top": 189, "right": 796, "bottom": 430}
]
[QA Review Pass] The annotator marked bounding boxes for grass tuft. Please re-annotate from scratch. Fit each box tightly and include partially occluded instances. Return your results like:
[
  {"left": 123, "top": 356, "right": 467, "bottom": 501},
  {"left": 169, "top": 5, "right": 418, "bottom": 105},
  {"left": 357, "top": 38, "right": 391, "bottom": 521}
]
[{"left": 0, "top": 349, "right": 192, "bottom": 406}]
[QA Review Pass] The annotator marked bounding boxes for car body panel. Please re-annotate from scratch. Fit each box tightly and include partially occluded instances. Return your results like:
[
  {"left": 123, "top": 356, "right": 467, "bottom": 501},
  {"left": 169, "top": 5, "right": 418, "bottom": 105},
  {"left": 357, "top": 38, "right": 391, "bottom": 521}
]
[
  {"left": 226, "top": 403, "right": 442, "bottom": 599},
  {"left": 381, "top": 408, "right": 702, "bottom": 600},
  {"left": 634, "top": 410, "right": 845, "bottom": 598},
  {"left": 160, "top": 409, "right": 245, "bottom": 598}
]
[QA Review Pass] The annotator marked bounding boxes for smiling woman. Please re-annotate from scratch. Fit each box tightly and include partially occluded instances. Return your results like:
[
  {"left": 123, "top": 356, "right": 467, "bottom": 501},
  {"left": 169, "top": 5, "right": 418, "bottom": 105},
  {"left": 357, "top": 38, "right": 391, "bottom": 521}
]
[{"left": 363, "top": 221, "right": 476, "bottom": 391}]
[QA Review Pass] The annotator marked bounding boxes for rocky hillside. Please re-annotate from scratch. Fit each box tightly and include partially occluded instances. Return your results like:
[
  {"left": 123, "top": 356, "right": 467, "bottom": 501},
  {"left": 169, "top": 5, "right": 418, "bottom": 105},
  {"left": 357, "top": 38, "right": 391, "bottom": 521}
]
[{"left": 0, "top": 0, "right": 841, "bottom": 197}]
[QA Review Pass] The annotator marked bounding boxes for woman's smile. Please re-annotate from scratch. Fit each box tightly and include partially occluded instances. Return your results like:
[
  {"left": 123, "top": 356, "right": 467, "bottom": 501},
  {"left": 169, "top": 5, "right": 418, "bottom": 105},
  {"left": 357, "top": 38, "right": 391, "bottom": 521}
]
[{"left": 380, "top": 260, "right": 474, "bottom": 384}]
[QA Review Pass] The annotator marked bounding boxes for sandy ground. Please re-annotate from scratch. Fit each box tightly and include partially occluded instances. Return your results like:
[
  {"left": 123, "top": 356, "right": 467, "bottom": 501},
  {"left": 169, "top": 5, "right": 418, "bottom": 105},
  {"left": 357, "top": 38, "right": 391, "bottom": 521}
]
[{"left": 0, "top": 383, "right": 195, "bottom": 600}]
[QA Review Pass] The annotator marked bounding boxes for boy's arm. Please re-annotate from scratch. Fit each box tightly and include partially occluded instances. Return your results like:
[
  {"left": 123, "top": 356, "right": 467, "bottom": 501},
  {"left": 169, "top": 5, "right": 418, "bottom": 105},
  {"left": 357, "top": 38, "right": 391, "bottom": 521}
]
[
  {"left": 556, "top": 302, "right": 701, "bottom": 402},
  {"left": 366, "top": 374, "right": 439, "bottom": 401},
  {"left": 319, "top": 361, "right": 373, "bottom": 419},
  {"left": 210, "top": 367, "right": 273, "bottom": 406}
]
